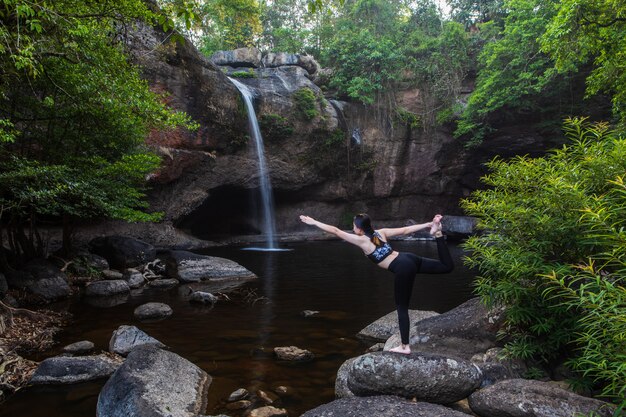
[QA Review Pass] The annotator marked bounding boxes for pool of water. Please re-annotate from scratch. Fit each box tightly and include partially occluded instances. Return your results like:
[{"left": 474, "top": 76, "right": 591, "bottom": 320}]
[{"left": 0, "top": 240, "right": 476, "bottom": 417}]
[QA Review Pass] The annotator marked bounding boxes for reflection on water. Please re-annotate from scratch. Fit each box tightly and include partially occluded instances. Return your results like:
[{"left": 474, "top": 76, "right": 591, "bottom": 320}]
[{"left": 0, "top": 241, "right": 476, "bottom": 417}]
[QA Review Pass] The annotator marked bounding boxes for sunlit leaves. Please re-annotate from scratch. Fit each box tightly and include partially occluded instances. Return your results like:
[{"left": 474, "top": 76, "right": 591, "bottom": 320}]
[{"left": 462, "top": 117, "right": 626, "bottom": 408}]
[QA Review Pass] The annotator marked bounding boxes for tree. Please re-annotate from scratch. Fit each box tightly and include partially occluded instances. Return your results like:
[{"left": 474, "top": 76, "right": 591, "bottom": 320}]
[
  {"left": 447, "top": 0, "right": 506, "bottom": 27},
  {"left": 541, "top": 0, "right": 626, "bottom": 127},
  {"left": 462, "top": 118, "right": 626, "bottom": 410},
  {"left": 0, "top": 0, "right": 195, "bottom": 265}
]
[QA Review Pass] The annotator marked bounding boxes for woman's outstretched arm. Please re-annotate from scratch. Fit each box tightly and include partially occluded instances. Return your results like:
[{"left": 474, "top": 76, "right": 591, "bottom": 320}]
[
  {"left": 378, "top": 214, "right": 442, "bottom": 238},
  {"left": 300, "top": 215, "right": 368, "bottom": 249}
]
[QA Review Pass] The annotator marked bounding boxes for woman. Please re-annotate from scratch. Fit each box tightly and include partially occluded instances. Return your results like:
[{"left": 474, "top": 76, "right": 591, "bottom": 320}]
[{"left": 299, "top": 213, "right": 453, "bottom": 354}]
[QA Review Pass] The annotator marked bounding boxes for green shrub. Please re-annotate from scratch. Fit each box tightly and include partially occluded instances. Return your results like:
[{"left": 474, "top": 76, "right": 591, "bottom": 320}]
[
  {"left": 259, "top": 113, "right": 294, "bottom": 140},
  {"left": 231, "top": 69, "right": 255, "bottom": 78},
  {"left": 293, "top": 87, "right": 318, "bottom": 120},
  {"left": 462, "top": 117, "right": 626, "bottom": 410},
  {"left": 395, "top": 108, "right": 421, "bottom": 129}
]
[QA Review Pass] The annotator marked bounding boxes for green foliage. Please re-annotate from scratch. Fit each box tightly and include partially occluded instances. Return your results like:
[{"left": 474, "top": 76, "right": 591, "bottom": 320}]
[
  {"left": 0, "top": 0, "right": 195, "bottom": 259},
  {"left": 396, "top": 108, "right": 422, "bottom": 129},
  {"left": 462, "top": 118, "right": 626, "bottom": 408},
  {"left": 196, "top": 0, "right": 262, "bottom": 55},
  {"left": 231, "top": 69, "right": 256, "bottom": 78},
  {"left": 541, "top": 0, "right": 626, "bottom": 126},
  {"left": 259, "top": 113, "right": 294, "bottom": 140},
  {"left": 448, "top": 0, "right": 506, "bottom": 27},
  {"left": 293, "top": 87, "right": 319, "bottom": 119},
  {"left": 455, "top": 0, "right": 563, "bottom": 143}
]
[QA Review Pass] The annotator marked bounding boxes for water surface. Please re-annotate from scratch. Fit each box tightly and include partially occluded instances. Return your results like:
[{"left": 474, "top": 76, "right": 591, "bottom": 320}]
[{"left": 0, "top": 240, "right": 475, "bottom": 417}]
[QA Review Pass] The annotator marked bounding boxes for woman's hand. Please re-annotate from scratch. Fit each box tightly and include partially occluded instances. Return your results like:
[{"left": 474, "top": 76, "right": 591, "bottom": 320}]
[{"left": 300, "top": 215, "right": 317, "bottom": 225}]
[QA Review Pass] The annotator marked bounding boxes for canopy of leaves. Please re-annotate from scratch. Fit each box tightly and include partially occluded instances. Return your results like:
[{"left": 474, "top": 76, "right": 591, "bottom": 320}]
[
  {"left": 0, "top": 0, "right": 195, "bottom": 259},
  {"left": 462, "top": 118, "right": 626, "bottom": 409}
]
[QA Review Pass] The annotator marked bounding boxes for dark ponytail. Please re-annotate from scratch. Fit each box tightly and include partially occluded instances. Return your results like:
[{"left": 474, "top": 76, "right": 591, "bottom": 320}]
[{"left": 353, "top": 213, "right": 382, "bottom": 246}]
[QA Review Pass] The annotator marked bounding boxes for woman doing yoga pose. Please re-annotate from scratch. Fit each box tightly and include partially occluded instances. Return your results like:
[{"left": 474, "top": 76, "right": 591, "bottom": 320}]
[{"left": 299, "top": 213, "right": 454, "bottom": 354}]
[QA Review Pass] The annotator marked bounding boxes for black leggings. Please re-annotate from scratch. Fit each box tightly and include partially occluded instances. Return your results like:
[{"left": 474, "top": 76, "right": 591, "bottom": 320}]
[{"left": 387, "top": 237, "right": 454, "bottom": 344}]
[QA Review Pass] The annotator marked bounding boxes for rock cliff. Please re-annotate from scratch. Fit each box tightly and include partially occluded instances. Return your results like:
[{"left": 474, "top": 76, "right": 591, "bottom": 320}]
[{"left": 121, "top": 23, "right": 557, "bottom": 244}]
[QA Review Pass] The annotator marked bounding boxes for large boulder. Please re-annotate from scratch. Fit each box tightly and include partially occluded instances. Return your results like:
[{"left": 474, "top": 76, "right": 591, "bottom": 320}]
[
  {"left": 109, "top": 325, "right": 166, "bottom": 357},
  {"left": 357, "top": 309, "right": 439, "bottom": 342},
  {"left": 97, "top": 345, "right": 211, "bottom": 417},
  {"left": 468, "top": 379, "right": 616, "bottom": 417},
  {"left": 84, "top": 280, "right": 130, "bottom": 297},
  {"left": 163, "top": 250, "right": 256, "bottom": 282},
  {"left": 384, "top": 297, "right": 505, "bottom": 359},
  {"left": 335, "top": 357, "right": 358, "bottom": 398},
  {"left": 6, "top": 259, "right": 70, "bottom": 301},
  {"left": 347, "top": 352, "right": 483, "bottom": 404},
  {"left": 88, "top": 235, "right": 156, "bottom": 270},
  {"left": 301, "top": 396, "right": 471, "bottom": 417},
  {"left": 211, "top": 47, "right": 262, "bottom": 68},
  {"left": 30, "top": 354, "right": 122, "bottom": 385},
  {"left": 261, "top": 52, "right": 320, "bottom": 75},
  {"left": 133, "top": 302, "right": 173, "bottom": 321}
]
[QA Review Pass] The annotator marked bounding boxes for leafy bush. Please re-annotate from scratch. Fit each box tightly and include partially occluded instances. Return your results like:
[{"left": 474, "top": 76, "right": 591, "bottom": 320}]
[
  {"left": 259, "top": 113, "right": 294, "bottom": 140},
  {"left": 293, "top": 87, "right": 318, "bottom": 120},
  {"left": 462, "top": 118, "right": 626, "bottom": 410},
  {"left": 231, "top": 69, "right": 256, "bottom": 78}
]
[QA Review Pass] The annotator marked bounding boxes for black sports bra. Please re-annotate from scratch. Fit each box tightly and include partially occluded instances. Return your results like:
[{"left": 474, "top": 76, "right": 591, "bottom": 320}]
[{"left": 366, "top": 232, "right": 393, "bottom": 264}]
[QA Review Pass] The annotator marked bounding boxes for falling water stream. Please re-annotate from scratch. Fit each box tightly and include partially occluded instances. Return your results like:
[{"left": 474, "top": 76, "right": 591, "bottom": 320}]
[{"left": 229, "top": 77, "right": 284, "bottom": 251}]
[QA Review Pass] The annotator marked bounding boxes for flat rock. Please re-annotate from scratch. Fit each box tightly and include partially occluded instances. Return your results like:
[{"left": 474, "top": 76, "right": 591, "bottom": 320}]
[
  {"left": 357, "top": 309, "right": 439, "bottom": 342},
  {"left": 85, "top": 280, "right": 130, "bottom": 297},
  {"left": 301, "top": 395, "right": 471, "bottom": 417},
  {"left": 133, "top": 302, "right": 173, "bottom": 321},
  {"left": 109, "top": 325, "right": 166, "bottom": 356},
  {"left": 248, "top": 406, "right": 288, "bottom": 417},
  {"left": 274, "top": 346, "right": 314, "bottom": 361},
  {"left": 347, "top": 352, "right": 483, "bottom": 404},
  {"left": 468, "top": 378, "right": 616, "bottom": 417},
  {"left": 97, "top": 345, "right": 211, "bottom": 417},
  {"left": 164, "top": 250, "right": 256, "bottom": 283},
  {"left": 62, "top": 340, "right": 95, "bottom": 355},
  {"left": 30, "top": 354, "right": 122, "bottom": 384}
]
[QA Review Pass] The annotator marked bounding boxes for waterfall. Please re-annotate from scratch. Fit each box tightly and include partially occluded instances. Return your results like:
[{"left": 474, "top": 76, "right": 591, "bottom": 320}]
[{"left": 229, "top": 78, "right": 278, "bottom": 250}]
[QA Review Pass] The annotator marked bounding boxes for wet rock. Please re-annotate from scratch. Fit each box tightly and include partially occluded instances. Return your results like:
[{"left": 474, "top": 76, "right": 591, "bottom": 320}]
[
  {"left": 384, "top": 297, "right": 505, "bottom": 360},
  {"left": 88, "top": 235, "right": 156, "bottom": 270},
  {"left": 62, "top": 341, "right": 95, "bottom": 355},
  {"left": 85, "top": 280, "right": 130, "bottom": 297},
  {"left": 366, "top": 343, "right": 385, "bottom": 352},
  {"left": 134, "top": 302, "right": 173, "bottom": 321},
  {"left": 123, "top": 268, "right": 145, "bottom": 289},
  {"left": 442, "top": 215, "right": 478, "bottom": 239},
  {"left": 148, "top": 278, "right": 179, "bottom": 288},
  {"left": 468, "top": 379, "right": 616, "bottom": 417},
  {"left": 163, "top": 250, "right": 257, "bottom": 283},
  {"left": 301, "top": 310, "right": 319, "bottom": 317},
  {"left": 335, "top": 357, "right": 358, "bottom": 398},
  {"left": 274, "top": 386, "right": 289, "bottom": 395},
  {"left": 102, "top": 270, "right": 124, "bottom": 280},
  {"left": 257, "top": 389, "right": 278, "bottom": 404},
  {"left": 6, "top": 259, "right": 70, "bottom": 301},
  {"left": 97, "top": 345, "right": 211, "bottom": 417},
  {"left": 226, "top": 400, "right": 251, "bottom": 410},
  {"left": 30, "top": 354, "right": 122, "bottom": 385},
  {"left": 109, "top": 325, "right": 166, "bottom": 356},
  {"left": 228, "top": 388, "right": 249, "bottom": 402},
  {"left": 248, "top": 406, "right": 288, "bottom": 417},
  {"left": 301, "top": 395, "right": 471, "bottom": 417},
  {"left": 471, "top": 348, "right": 528, "bottom": 387},
  {"left": 274, "top": 346, "right": 314, "bottom": 361},
  {"left": 190, "top": 291, "right": 218, "bottom": 304},
  {"left": 347, "top": 352, "right": 483, "bottom": 404},
  {"left": 357, "top": 309, "right": 439, "bottom": 342}
]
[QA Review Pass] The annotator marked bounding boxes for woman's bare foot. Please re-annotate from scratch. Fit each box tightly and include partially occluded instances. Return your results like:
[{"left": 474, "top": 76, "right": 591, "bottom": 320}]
[
  {"left": 430, "top": 214, "right": 443, "bottom": 237},
  {"left": 389, "top": 345, "right": 411, "bottom": 354}
]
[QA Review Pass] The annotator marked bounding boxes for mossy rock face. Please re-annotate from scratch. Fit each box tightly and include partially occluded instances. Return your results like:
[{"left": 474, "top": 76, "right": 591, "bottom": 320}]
[
  {"left": 293, "top": 87, "right": 319, "bottom": 120},
  {"left": 259, "top": 113, "right": 294, "bottom": 140}
]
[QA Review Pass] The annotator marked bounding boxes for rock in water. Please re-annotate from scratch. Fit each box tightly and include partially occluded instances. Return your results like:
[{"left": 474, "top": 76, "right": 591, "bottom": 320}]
[
  {"left": 97, "top": 345, "right": 211, "bottom": 417},
  {"left": 301, "top": 396, "right": 471, "bottom": 417}
]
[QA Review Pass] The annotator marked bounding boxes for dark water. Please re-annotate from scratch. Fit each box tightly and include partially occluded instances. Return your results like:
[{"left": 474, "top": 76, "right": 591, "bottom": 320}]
[{"left": 0, "top": 240, "right": 475, "bottom": 417}]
